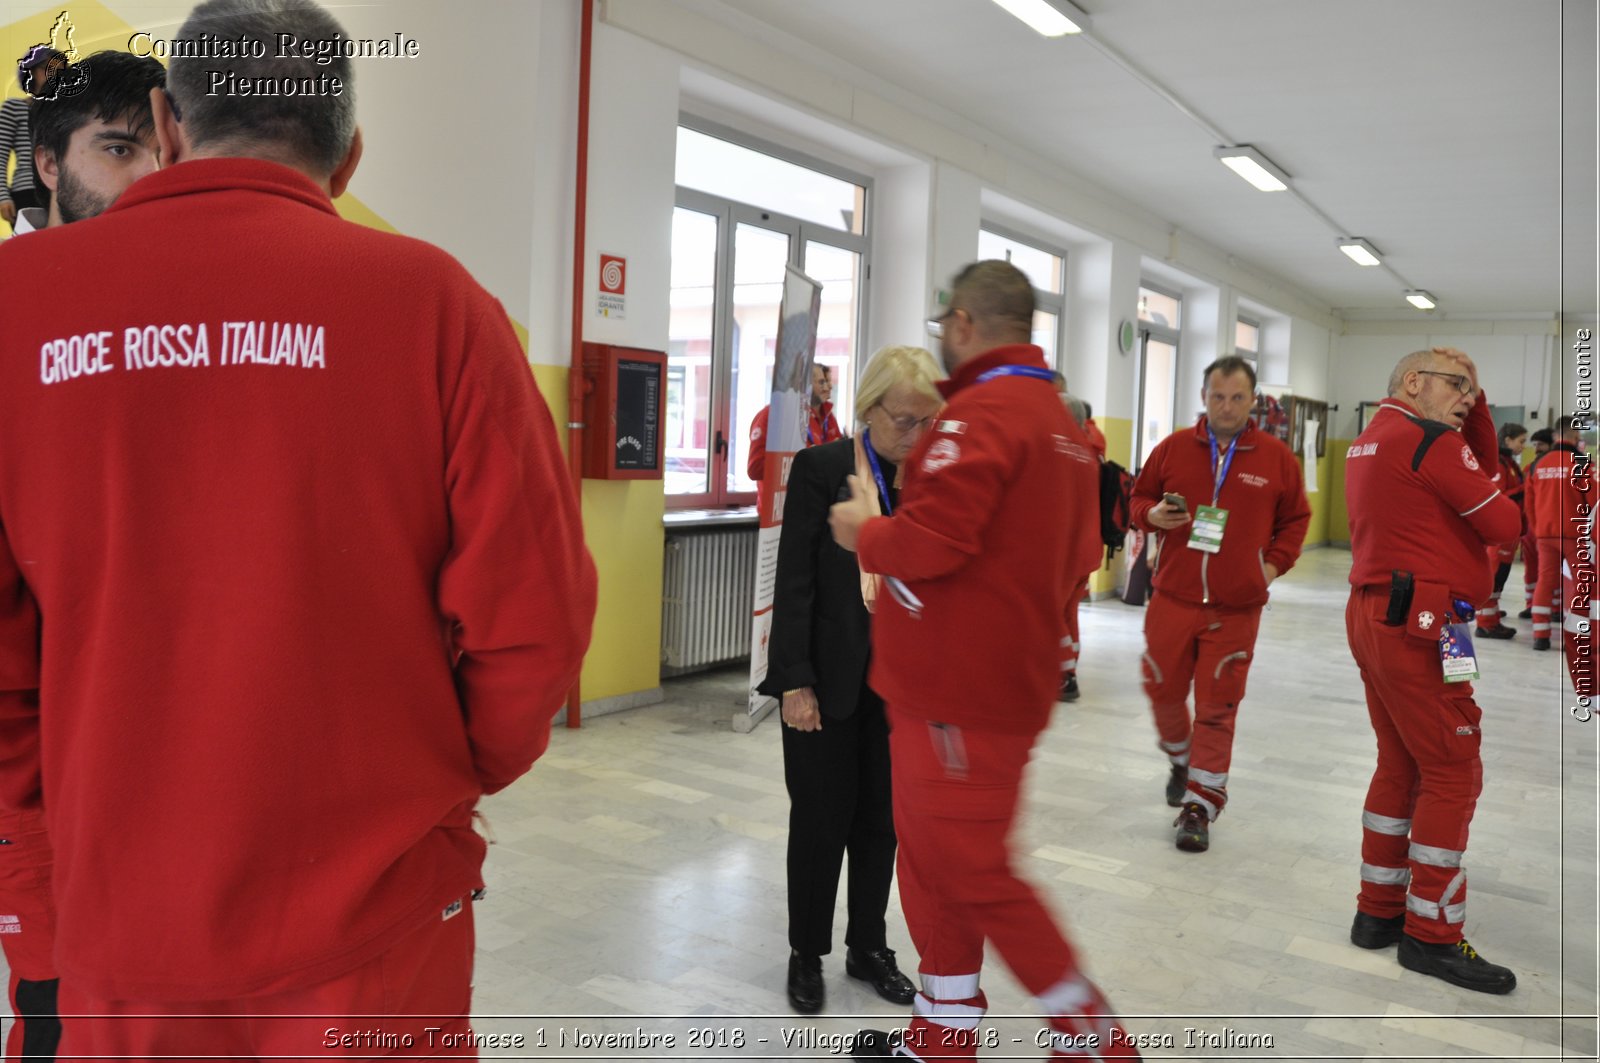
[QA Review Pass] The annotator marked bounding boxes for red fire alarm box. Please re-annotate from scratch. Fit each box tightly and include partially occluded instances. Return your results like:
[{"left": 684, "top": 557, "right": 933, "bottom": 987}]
[{"left": 581, "top": 343, "right": 666, "bottom": 480}]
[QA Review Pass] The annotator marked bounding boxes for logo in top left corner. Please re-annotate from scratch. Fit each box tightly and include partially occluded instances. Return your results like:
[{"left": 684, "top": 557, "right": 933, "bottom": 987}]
[{"left": 17, "top": 12, "right": 90, "bottom": 102}]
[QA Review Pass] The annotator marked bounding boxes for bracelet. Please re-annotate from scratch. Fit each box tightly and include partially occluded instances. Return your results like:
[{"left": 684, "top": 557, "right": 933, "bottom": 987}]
[{"left": 784, "top": 688, "right": 804, "bottom": 697}]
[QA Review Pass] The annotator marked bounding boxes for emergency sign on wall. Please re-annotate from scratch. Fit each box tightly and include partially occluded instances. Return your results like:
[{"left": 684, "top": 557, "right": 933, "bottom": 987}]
[
  {"left": 597, "top": 253, "right": 626, "bottom": 319},
  {"left": 581, "top": 343, "right": 665, "bottom": 480}
]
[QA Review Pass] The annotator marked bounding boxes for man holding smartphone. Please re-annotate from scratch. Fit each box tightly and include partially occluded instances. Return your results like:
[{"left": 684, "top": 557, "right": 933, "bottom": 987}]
[{"left": 1130, "top": 357, "right": 1310, "bottom": 852}]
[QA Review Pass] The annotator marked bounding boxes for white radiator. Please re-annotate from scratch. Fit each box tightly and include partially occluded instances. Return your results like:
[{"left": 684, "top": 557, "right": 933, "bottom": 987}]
[{"left": 661, "top": 528, "right": 759, "bottom": 676}]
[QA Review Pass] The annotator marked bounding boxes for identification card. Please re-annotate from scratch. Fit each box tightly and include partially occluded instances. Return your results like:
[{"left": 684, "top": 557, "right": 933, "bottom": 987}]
[
  {"left": 1439, "top": 622, "right": 1480, "bottom": 683},
  {"left": 1186, "top": 505, "right": 1229, "bottom": 554}
]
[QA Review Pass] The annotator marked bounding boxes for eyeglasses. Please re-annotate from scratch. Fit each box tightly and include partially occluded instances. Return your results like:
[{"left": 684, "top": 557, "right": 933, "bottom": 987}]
[
  {"left": 874, "top": 404, "right": 935, "bottom": 433},
  {"left": 925, "top": 307, "right": 967, "bottom": 339},
  {"left": 1416, "top": 369, "right": 1473, "bottom": 395}
]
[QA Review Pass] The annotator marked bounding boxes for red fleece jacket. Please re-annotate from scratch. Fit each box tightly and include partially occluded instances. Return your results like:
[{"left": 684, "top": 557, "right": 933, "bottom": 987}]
[
  {"left": 1130, "top": 417, "right": 1310, "bottom": 608},
  {"left": 0, "top": 159, "right": 596, "bottom": 1000},
  {"left": 1525, "top": 442, "right": 1593, "bottom": 540},
  {"left": 1345, "top": 397, "right": 1520, "bottom": 600},
  {"left": 857, "top": 345, "right": 1099, "bottom": 734}
]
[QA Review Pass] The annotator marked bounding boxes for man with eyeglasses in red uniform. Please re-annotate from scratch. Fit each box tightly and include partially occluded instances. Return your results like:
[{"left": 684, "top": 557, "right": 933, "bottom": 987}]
[{"left": 1343, "top": 347, "right": 1521, "bottom": 994}]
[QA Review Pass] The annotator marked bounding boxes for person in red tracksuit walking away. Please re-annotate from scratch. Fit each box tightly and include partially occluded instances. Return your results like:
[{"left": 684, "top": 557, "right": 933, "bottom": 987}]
[
  {"left": 1129, "top": 357, "right": 1310, "bottom": 853},
  {"left": 750, "top": 362, "right": 846, "bottom": 514},
  {"left": 1344, "top": 347, "right": 1521, "bottom": 994},
  {"left": 1475, "top": 422, "right": 1528, "bottom": 639},
  {"left": 1052, "top": 373, "right": 1106, "bottom": 704},
  {"left": 1524, "top": 416, "right": 1593, "bottom": 651},
  {"left": 1518, "top": 428, "right": 1555, "bottom": 618},
  {"left": 831, "top": 260, "right": 1140, "bottom": 1062}
]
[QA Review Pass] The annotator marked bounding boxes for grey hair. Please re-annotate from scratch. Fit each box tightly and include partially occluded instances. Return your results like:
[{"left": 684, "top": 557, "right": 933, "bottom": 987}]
[
  {"left": 166, "top": 0, "right": 356, "bottom": 174},
  {"left": 1387, "top": 350, "right": 1434, "bottom": 397}
]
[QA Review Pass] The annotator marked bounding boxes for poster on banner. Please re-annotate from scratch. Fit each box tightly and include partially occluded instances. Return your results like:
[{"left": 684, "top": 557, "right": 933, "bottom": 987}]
[
  {"left": 1303, "top": 419, "right": 1320, "bottom": 492},
  {"left": 748, "top": 266, "right": 824, "bottom": 718}
]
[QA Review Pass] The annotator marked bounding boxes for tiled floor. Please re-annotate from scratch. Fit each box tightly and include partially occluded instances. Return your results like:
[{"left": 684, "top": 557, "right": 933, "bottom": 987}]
[{"left": 8, "top": 549, "right": 1597, "bottom": 1060}]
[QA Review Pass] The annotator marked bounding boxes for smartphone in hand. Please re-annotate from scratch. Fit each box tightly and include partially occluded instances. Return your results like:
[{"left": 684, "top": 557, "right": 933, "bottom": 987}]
[{"left": 1163, "top": 492, "right": 1187, "bottom": 511}]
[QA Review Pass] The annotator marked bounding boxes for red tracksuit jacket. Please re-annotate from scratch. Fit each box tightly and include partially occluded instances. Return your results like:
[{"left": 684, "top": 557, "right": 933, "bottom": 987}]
[
  {"left": 1129, "top": 418, "right": 1310, "bottom": 608},
  {"left": 857, "top": 345, "right": 1099, "bottom": 734},
  {"left": 1525, "top": 442, "right": 1593, "bottom": 540},
  {"left": 0, "top": 159, "right": 596, "bottom": 1000},
  {"left": 1345, "top": 398, "right": 1519, "bottom": 601}
]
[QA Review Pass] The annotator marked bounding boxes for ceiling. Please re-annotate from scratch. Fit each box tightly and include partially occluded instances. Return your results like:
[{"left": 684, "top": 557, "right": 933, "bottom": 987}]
[{"left": 690, "top": 0, "right": 1597, "bottom": 320}]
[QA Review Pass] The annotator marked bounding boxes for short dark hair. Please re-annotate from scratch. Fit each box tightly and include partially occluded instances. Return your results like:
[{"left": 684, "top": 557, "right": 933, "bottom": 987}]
[
  {"left": 1201, "top": 355, "right": 1258, "bottom": 393},
  {"left": 950, "top": 260, "right": 1034, "bottom": 341},
  {"left": 1498, "top": 422, "right": 1527, "bottom": 443},
  {"left": 1556, "top": 414, "right": 1589, "bottom": 436},
  {"left": 166, "top": 0, "right": 356, "bottom": 174},
  {"left": 29, "top": 51, "right": 166, "bottom": 163}
]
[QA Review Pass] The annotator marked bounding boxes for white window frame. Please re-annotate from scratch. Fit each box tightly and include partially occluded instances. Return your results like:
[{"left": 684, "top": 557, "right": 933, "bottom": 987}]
[{"left": 979, "top": 220, "right": 1067, "bottom": 368}]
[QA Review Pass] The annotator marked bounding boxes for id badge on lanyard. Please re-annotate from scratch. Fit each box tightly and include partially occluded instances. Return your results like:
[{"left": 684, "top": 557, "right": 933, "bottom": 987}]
[
  {"left": 1187, "top": 430, "right": 1238, "bottom": 554},
  {"left": 1439, "top": 598, "right": 1480, "bottom": 683}
]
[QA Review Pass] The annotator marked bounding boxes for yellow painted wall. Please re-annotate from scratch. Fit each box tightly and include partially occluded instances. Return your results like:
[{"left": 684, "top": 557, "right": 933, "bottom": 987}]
[
  {"left": 1302, "top": 445, "right": 1335, "bottom": 546},
  {"left": 1089, "top": 415, "right": 1134, "bottom": 596},
  {"left": 1327, "top": 440, "right": 1354, "bottom": 543},
  {"left": 531, "top": 365, "right": 665, "bottom": 703}
]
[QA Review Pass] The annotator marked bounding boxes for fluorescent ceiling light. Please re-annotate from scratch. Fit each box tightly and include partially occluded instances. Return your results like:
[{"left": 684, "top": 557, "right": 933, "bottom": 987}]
[
  {"left": 1404, "top": 290, "right": 1437, "bottom": 310},
  {"left": 1212, "top": 145, "right": 1290, "bottom": 192},
  {"left": 989, "top": 0, "right": 1089, "bottom": 37},
  {"left": 1337, "top": 237, "right": 1383, "bottom": 267}
]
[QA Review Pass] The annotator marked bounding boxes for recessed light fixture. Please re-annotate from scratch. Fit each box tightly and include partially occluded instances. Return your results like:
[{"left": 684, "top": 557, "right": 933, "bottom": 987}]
[
  {"left": 1337, "top": 237, "right": 1383, "bottom": 267},
  {"left": 1213, "top": 145, "right": 1290, "bottom": 192},
  {"left": 989, "top": 0, "right": 1090, "bottom": 37},
  {"left": 1404, "top": 290, "right": 1437, "bottom": 311}
]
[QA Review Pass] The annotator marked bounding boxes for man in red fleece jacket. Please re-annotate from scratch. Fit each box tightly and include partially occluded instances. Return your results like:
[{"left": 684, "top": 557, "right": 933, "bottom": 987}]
[
  {"left": 1343, "top": 347, "right": 1521, "bottom": 994},
  {"left": 0, "top": 0, "right": 595, "bottom": 1054},
  {"left": 1524, "top": 415, "right": 1593, "bottom": 650},
  {"left": 830, "top": 261, "right": 1138, "bottom": 1062},
  {"left": 1130, "top": 357, "right": 1310, "bottom": 853}
]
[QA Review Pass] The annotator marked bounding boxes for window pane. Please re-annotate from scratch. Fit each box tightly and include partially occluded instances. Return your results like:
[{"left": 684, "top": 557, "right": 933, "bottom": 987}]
[
  {"left": 667, "top": 207, "right": 717, "bottom": 496},
  {"left": 979, "top": 229, "right": 1063, "bottom": 293},
  {"left": 1033, "top": 310, "right": 1058, "bottom": 369},
  {"left": 804, "top": 240, "right": 860, "bottom": 437},
  {"left": 1138, "top": 286, "right": 1181, "bottom": 329},
  {"left": 1236, "top": 318, "right": 1260, "bottom": 352},
  {"left": 677, "top": 127, "right": 865, "bottom": 235},
  {"left": 729, "top": 223, "right": 792, "bottom": 495},
  {"left": 1139, "top": 337, "right": 1177, "bottom": 467}
]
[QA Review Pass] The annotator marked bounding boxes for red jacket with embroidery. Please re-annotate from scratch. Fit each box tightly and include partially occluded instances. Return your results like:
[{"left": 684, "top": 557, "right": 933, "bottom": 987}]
[
  {"left": 0, "top": 159, "right": 596, "bottom": 1001},
  {"left": 1525, "top": 442, "right": 1593, "bottom": 540},
  {"left": 857, "top": 345, "right": 1099, "bottom": 734},
  {"left": 1129, "top": 417, "right": 1310, "bottom": 608},
  {"left": 1345, "top": 397, "right": 1519, "bottom": 600}
]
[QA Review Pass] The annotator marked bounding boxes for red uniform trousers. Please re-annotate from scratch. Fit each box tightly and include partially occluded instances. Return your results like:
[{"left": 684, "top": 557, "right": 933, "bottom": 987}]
[
  {"left": 1480, "top": 541, "right": 1516, "bottom": 626},
  {"left": 60, "top": 897, "right": 474, "bottom": 1062},
  {"left": 1140, "top": 594, "right": 1262, "bottom": 819},
  {"left": 1059, "top": 577, "right": 1092, "bottom": 679},
  {"left": 886, "top": 706, "right": 1136, "bottom": 1061},
  {"left": 0, "top": 810, "right": 59, "bottom": 1062},
  {"left": 1521, "top": 532, "right": 1539, "bottom": 609},
  {"left": 1346, "top": 587, "right": 1482, "bottom": 945},
  {"left": 1532, "top": 537, "right": 1579, "bottom": 640}
]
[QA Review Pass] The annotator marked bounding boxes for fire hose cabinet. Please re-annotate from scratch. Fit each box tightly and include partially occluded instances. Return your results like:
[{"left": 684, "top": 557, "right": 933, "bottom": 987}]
[{"left": 581, "top": 343, "right": 666, "bottom": 480}]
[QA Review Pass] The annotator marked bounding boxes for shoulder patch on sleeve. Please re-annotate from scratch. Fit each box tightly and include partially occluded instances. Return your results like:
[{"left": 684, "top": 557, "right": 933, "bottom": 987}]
[
  {"left": 922, "top": 438, "right": 961, "bottom": 473},
  {"left": 1410, "top": 420, "right": 1454, "bottom": 472},
  {"left": 1460, "top": 443, "right": 1479, "bottom": 471},
  {"left": 936, "top": 419, "right": 966, "bottom": 434}
]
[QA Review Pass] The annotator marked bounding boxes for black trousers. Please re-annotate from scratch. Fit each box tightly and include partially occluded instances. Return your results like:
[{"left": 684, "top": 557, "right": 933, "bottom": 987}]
[{"left": 781, "top": 685, "right": 896, "bottom": 956}]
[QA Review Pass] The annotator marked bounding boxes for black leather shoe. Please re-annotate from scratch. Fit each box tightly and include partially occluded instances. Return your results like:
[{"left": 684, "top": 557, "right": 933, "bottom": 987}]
[
  {"left": 1350, "top": 910, "right": 1405, "bottom": 949},
  {"left": 1518, "top": 606, "right": 1533, "bottom": 619},
  {"left": 846, "top": 947, "right": 915, "bottom": 1005},
  {"left": 847, "top": 1029, "right": 901, "bottom": 1060},
  {"left": 1475, "top": 623, "right": 1516, "bottom": 639},
  {"left": 1398, "top": 934, "right": 1517, "bottom": 994},
  {"left": 1059, "top": 674, "right": 1080, "bottom": 702},
  {"left": 1174, "top": 801, "right": 1209, "bottom": 852},
  {"left": 1533, "top": 637, "right": 1551, "bottom": 651},
  {"left": 1165, "top": 764, "right": 1188, "bottom": 807},
  {"left": 787, "top": 951, "right": 824, "bottom": 1014}
]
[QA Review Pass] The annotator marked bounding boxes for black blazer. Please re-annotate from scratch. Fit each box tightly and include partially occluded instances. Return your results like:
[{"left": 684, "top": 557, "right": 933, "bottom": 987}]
[{"left": 757, "top": 437, "right": 893, "bottom": 719}]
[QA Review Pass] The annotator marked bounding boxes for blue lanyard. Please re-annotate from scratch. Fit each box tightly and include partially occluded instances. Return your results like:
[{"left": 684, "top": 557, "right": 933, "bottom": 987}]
[
  {"left": 861, "top": 429, "right": 893, "bottom": 515},
  {"left": 1207, "top": 427, "right": 1240, "bottom": 505},
  {"left": 974, "top": 365, "right": 1057, "bottom": 385}
]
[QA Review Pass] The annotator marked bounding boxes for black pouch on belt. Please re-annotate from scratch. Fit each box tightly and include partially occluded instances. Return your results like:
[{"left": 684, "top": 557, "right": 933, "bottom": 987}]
[{"left": 1384, "top": 570, "right": 1414, "bottom": 627}]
